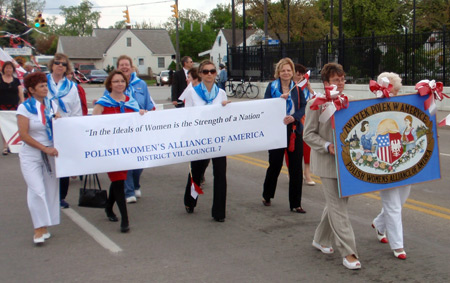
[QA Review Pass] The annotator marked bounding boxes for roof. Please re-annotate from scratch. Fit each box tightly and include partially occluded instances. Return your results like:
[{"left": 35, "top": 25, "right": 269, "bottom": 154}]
[
  {"left": 58, "top": 29, "right": 175, "bottom": 59},
  {"left": 220, "top": 29, "right": 259, "bottom": 46}
]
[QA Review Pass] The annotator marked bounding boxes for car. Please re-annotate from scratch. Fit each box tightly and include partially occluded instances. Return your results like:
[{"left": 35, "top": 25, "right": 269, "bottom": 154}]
[
  {"left": 156, "top": 70, "right": 171, "bottom": 86},
  {"left": 74, "top": 63, "right": 97, "bottom": 75},
  {"left": 86, "top": 69, "right": 108, "bottom": 84},
  {"left": 37, "top": 65, "right": 49, "bottom": 74}
]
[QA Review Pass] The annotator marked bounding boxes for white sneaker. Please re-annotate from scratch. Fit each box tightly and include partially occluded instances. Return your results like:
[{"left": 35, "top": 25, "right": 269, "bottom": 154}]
[
  {"left": 135, "top": 189, "right": 142, "bottom": 198},
  {"left": 126, "top": 196, "right": 137, "bottom": 203}
]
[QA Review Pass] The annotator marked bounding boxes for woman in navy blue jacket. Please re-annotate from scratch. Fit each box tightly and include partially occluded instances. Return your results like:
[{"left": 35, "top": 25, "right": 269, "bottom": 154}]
[{"left": 261, "top": 57, "right": 307, "bottom": 213}]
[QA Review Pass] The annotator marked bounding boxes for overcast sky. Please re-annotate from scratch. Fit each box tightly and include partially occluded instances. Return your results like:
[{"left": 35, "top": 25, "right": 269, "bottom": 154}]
[{"left": 44, "top": 0, "right": 230, "bottom": 28}]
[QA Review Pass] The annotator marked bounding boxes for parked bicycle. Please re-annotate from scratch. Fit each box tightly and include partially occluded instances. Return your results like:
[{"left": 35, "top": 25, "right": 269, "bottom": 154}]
[
  {"left": 225, "top": 78, "right": 237, "bottom": 97},
  {"left": 235, "top": 77, "right": 260, "bottom": 99}
]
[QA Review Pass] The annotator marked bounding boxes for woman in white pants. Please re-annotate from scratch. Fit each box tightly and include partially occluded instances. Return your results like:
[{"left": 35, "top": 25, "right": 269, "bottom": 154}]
[
  {"left": 371, "top": 72, "right": 411, "bottom": 260},
  {"left": 17, "top": 72, "right": 60, "bottom": 244}
]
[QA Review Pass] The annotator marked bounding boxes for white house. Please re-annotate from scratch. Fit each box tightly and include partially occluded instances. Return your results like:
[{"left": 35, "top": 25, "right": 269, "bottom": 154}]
[
  {"left": 200, "top": 28, "right": 267, "bottom": 67},
  {"left": 57, "top": 28, "right": 176, "bottom": 76}
]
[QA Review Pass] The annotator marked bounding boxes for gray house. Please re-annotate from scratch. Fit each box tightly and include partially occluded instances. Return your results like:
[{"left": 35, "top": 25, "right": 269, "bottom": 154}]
[{"left": 57, "top": 28, "right": 176, "bottom": 76}]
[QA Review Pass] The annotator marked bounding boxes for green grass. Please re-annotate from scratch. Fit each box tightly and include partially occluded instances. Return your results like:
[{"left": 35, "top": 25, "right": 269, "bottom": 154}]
[{"left": 144, "top": 79, "right": 157, "bottom": 86}]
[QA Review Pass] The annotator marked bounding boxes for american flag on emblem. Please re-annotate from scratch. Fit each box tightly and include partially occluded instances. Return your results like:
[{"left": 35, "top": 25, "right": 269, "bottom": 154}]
[{"left": 376, "top": 133, "right": 403, "bottom": 164}]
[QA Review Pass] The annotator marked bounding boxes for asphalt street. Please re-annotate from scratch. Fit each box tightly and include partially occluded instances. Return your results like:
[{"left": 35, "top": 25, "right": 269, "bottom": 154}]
[{"left": 0, "top": 85, "right": 449, "bottom": 282}]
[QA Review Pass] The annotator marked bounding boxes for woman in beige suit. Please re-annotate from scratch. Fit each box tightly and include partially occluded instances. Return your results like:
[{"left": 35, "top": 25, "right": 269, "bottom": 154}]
[{"left": 303, "top": 63, "right": 361, "bottom": 270}]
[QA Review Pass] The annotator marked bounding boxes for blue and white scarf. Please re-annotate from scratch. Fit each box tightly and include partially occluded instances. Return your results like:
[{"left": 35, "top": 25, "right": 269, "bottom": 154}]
[
  {"left": 194, "top": 82, "right": 219, "bottom": 104},
  {"left": 23, "top": 96, "right": 54, "bottom": 141},
  {"left": 271, "top": 79, "right": 294, "bottom": 115},
  {"left": 47, "top": 74, "right": 74, "bottom": 113},
  {"left": 95, "top": 92, "right": 140, "bottom": 113},
  {"left": 124, "top": 72, "right": 141, "bottom": 98}
]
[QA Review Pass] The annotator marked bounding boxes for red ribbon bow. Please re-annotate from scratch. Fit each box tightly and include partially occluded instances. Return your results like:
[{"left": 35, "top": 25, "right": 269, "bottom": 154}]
[
  {"left": 415, "top": 80, "right": 449, "bottom": 112},
  {"left": 369, "top": 80, "right": 393, "bottom": 98},
  {"left": 310, "top": 86, "right": 349, "bottom": 111}
]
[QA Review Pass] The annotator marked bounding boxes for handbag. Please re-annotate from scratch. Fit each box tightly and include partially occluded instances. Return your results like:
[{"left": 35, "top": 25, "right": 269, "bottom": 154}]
[{"left": 78, "top": 174, "right": 107, "bottom": 208}]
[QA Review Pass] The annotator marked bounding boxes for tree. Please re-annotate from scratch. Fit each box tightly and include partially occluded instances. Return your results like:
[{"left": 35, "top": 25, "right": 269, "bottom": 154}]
[
  {"left": 206, "top": 3, "right": 244, "bottom": 32},
  {"left": 57, "top": 0, "right": 100, "bottom": 36},
  {"left": 164, "top": 9, "right": 216, "bottom": 62},
  {"left": 244, "top": 0, "right": 329, "bottom": 42},
  {"left": 415, "top": 0, "right": 450, "bottom": 32},
  {"left": 0, "top": 0, "right": 36, "bottom": 47}
]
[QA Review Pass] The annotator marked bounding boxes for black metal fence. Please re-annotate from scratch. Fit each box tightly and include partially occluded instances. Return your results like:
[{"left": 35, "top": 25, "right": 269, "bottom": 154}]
[{"left": 227, "top": 28, "right": 450, "bottom": 86}]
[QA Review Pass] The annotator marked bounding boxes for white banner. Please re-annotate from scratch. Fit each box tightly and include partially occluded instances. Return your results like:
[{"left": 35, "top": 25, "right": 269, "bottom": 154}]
[
  {"left": 54, "top": 99, "right": 287, "bottom": 177},
  {"left": 0, "top": 111, "right": 22, "bottom": 153}
]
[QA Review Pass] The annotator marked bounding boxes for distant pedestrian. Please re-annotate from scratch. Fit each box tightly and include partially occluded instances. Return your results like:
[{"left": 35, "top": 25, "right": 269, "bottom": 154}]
[
  {"left": 218, "top": 64, "right": 227, "bottom": 90},
  {"left": 171, "top": 56, "right": 194, "bottom": 108}
]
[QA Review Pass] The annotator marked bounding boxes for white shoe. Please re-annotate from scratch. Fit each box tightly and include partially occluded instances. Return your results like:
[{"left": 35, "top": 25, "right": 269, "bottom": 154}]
[
  {"left": 312, "top": 240, "right": 334, "bottom": 254},
  {"left": 43, "top": 233, "right": 51, "bottom": 240},
  {"left": 135, "top": 189, "right": 142, "bottom": 198},
  {"left": 33, "top": 235, "right": 45, "bottom": 244},
  {"left": 343, "top": 257, "right": 361, "bottom": 270},
  {"left": 126, "top": 196, "right": 137, "bottom": 203}
]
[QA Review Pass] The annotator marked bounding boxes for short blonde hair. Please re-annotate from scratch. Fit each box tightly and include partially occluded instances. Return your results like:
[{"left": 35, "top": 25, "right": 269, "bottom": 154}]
[
  {"left": 274, "top": 58, "right": 294, "bottom": 79},
  {"left": 377, "top": 72, "right": 402, "bottom": 94},
  {"left": 49, "top": 53, "right": 72, "bottom": 75}
]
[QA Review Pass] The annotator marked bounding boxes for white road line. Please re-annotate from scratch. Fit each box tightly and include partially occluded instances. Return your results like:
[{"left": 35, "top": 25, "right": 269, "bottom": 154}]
[
  {"left": 441, "top": 153, "right": 450, "bottom": 157},
  {"left": 62, "top": 208, "right": 122, "bottom": 253}
]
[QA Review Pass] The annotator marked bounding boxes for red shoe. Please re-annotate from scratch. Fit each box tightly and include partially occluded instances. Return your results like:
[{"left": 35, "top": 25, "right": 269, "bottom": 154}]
[
  {"left": 372, "top": 222, "right": 388, "bottom": 243},
  {"left": 393, "top": 250, "right": 407, "bottom": 260}
]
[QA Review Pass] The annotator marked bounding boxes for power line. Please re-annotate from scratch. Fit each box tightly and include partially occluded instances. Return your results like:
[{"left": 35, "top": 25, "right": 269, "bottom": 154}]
[{"left": 44, "top": 0, "right": 173, "bottom": 11}]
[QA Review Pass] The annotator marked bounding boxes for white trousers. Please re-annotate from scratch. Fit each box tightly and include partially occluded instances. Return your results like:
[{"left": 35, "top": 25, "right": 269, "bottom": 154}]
[
  {"left": 19, "top": 145, "right": 60, "bottom": 229},
  {"left": 373, "top": 185, "right": 411, "bottom": 250}
]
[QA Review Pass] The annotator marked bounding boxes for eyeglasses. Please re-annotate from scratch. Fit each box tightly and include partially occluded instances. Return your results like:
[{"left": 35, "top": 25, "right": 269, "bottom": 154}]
[
  {"left": 54, "top": 61, "right": 68, "bottom": 67},
  {"left": 202, "top": 69, "right": 217, "bottom": 75},
  {"left": 187, "top": 61, "right": 193, "bottom": 63},
  {"left": 111, "top": 80, "right": 126, "bottom": 84},
  {"left": 329, "top": 78, "right": 346, "bottom": 84}
]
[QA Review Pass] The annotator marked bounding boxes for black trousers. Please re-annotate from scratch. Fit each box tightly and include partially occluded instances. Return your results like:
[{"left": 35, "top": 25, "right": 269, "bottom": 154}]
[
  {"left": 184, "top": 157, "right": 227, "bottom": 219},
  {"left": 59, "top": 177, "right": 70, "bottom": 200},
  {"left": 262, "top": 124, "right": 303, "bottom": 209},
  {"left": 106, "top": 180, "right": 128, "bottom": 226}
]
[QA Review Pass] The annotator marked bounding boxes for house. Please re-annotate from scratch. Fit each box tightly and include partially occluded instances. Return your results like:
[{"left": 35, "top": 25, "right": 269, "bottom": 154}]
[
  {"left": 199, "top": 28, "right": 266, "bottom": 67},
  {"left": 57, "top": 28, "right": 176, "bottom": 77}
]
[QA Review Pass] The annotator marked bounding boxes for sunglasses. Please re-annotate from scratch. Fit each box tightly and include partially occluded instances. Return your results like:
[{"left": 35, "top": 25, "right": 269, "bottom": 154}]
[
  {"left": 54, "top": 61, "right": 68, "bottom": 67},
  {"left": 202, "top": 69, "right": 217, "bottom": 75}
]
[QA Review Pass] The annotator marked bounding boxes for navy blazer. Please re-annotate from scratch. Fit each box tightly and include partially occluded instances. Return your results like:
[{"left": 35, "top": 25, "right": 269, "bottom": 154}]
[{"left": 264, "top": 79, "right": 307, "bottom": 134}]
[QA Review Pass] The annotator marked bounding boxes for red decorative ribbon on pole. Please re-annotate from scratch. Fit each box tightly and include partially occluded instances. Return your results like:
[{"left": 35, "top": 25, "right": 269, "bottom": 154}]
[
  {"left": 309, "top": 85, "right": 349, "bottom": 127},
  {"left": 369, "top": 77, "right": 393, "bottom": 98},
  {"left": 415, "top": 80, "right": 449, "bottom": 115}
]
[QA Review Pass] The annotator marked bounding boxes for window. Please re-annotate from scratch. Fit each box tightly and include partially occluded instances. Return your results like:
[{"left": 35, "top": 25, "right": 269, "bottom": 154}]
[
  {"left": 138, "top": 58, "right": 144, "bottom": 65},
  {"left": 158, "top": 57, "right": 165, "bottom": 68},
  {"left": 112, "top": 57, "right": 117, "bottom": 67},
  {"left": 127, "top": 38, "right": 131, "bottom": 47}
]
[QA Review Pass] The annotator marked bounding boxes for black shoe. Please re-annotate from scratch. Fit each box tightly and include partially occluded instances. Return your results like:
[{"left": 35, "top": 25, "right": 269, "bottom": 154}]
[
  {"left": 60, "top": 200, "right": 70, "bottom": 209},
  {"left": 120, "top": 219, "right": 129, "bottom": 233},
  {"left": 108, "top": 215, "right": 118, "bottom": 222},
  {"left": 214, "top": 217, "right": 225, "bottom": 222},
  {"left": 105, "top": 208, "right": 118, "bottom": 222},
  {"left": 185, "top": 206, "right": 194, "bottom": 214}
]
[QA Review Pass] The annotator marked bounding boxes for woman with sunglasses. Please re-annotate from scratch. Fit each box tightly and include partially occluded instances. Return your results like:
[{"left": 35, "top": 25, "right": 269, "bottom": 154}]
[
  {"left": 17, "top": 72, "right": 60, "bottom": 244},
  {"left": 93, "top": 70, "right": 146, "bottom": 233},
  {"left": 182, "top": 60, "right": 230, "bottom": 222},
  {"left": 261, "top": 57, "right": 307, "bottom": 213},
  {"left": 47, "top": 53, "right": 82, "bottom": 209}
]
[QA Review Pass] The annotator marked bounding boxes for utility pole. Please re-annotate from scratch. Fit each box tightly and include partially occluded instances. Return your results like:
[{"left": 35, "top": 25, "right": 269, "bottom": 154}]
[
  {"left": 287, "top": 0, "right": 290, "bottom": 44},
  {"left": 171, "top": 0, "right": 180, "bottom": 70},
  {"left": 232, "top": 0, "right": 236, "bottom": 47}
]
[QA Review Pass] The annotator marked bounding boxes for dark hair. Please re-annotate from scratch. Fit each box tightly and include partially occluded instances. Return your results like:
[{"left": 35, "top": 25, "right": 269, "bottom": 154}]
[
  {"left": 187, "top": 67, "right": 201, "bottom": 81},
  {"left": 294, "top": 63, "right": 307, "bottom": 74},
  {"left": 104, "top": 70, "right": 129, "bottom": 92},
  {"left": 2, "top": 61, "right": 16, "bottom": 74},
  {"left": 116, "top": 55, "right": 133, "bottom": 68},
  {"left": 321, "top": 62, "right": 345, "bottom": 83},
  {"left": 361, "top": 121, "right": 369, "bottom": 132},
  {"left": 48, "top": 53, "right": 72, "bottom": 75},
  {"left": 24, "top": 72, "right": 47, "bottom": 94},
  {"left": 181, "top": 56, "right": 192, "bottom": 67}
]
